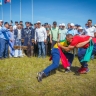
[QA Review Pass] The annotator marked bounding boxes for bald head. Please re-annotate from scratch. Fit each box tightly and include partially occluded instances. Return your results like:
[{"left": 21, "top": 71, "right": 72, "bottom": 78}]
[{"left": 66, "top": 34, "right": 73, "bottom": 43}]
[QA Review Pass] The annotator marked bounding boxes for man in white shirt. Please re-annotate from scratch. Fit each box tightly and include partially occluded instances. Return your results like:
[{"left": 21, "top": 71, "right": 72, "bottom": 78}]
[
  {"left": 84, "top": 19, "right": 95, "bottom": 37},
  {"left": 60, "top": 23, "right": 67, "bottom": 41},
  {"left": 13, "top": 21, "right": 18, "bottom": 30},
  {"left": 35, "top": 21, "right": 47, "bottom": 58}
]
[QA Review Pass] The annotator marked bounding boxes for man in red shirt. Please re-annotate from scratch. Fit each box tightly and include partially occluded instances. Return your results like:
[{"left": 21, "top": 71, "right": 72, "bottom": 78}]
[{"left": 58, "top": 34, "right": 96, "bottom": 74}]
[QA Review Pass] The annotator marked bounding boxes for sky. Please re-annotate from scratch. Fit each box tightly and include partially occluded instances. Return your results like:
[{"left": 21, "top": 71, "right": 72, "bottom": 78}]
[{"left": 0, "top": 0, "right": 96, "bottom": 27}]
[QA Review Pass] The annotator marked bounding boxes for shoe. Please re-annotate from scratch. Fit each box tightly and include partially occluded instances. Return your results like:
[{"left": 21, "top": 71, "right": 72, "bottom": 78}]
[
  {"left": 65, "top": 69, "right": 71, "bottom": 73},
  {"left": 78, "top": 67, "right": 89, "bottom": 74},
  {"left": 37, "top": 72, "right": 45, "bottom": 82}
]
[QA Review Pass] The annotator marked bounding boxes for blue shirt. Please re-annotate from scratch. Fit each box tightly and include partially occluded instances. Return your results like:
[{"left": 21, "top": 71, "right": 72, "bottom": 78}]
[
  {"left": 67, "top": 29, "right": 78, "bottom": 36},
  {"left": 0, "top": 27, "right": 11, "bottom": 40}
]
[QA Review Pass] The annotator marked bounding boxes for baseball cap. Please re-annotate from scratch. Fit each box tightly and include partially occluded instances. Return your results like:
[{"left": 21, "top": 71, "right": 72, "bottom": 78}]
[
  {"left": 78, "top": 27, "right": 83, "bottom": 30},
  {"left": 0, "top": 20, "right": 3, "bottom": 22},
  {"left": 59, "top": 24, "right": 62, "bottom": 26},
  {"left": 37, "top": 21, "right": 41, "bottom": 23},
  {"left": 61, "top": 23, "right": 65, "bottom": 26},
  {"left": 70, "top": 23, "right": 74, "bottom": 26}
]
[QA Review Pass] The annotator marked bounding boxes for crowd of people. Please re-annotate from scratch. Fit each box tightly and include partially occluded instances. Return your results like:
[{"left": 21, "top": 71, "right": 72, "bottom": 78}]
[{"left": 0, "top": 19, "right": 96, "bottom": 82}]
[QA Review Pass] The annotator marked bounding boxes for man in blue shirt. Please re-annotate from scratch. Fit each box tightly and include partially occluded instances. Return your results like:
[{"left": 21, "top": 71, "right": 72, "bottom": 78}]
[{"left": 0, "top": 22, "right": 11, "bottom": 59}]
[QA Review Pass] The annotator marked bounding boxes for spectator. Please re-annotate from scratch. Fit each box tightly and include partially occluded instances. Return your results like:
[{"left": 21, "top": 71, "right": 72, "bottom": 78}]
[
  {"left": 14, "top": 24, "right": 23, "bottom": 57},
  {"left": 9, "top": 25, "right": 15, "bottom": 57},
  {"left": 33, "top": 23, "right": 38, "bottom": 57},
  {"left": 60, "top": 23, "right": 67, "bottom": 41},
  {"left": 13, "top": 21, "right": 18, "bottom": 30},
  {"left": 67, "top": 23, "right": 78, "bottom": 35},
  {"left": 77, "top": 27, "right": 84, "bottom": 35},
  {"left": 84, "top": 19, "right": 95, "bottom": 37},
  {"left": 22, "top": 22, "right": 34, "bottom": 57},
  {"left": 50, "top": 21, "right": 60, "bottom": 48},
  {"left": 35, "top": 21, "right": 47, "bottom": 58},
  {"left": 0, "top": 22, "right": 11, "bottom": 59}
]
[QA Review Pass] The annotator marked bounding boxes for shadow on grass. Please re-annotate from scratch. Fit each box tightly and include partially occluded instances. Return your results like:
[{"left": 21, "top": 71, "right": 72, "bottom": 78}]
[{"left": 58, "top": 65, "right": 81, "bottom": 76}]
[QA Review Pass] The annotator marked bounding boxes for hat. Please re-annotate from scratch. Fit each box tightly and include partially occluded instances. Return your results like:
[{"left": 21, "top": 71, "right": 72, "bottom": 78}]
[
  {"left": 61, "top": 23, "right": 65, "bottom": 26},
  {"left": 37, "top": 21, "right": 41, "bottom": 23},
  {"left": 53, "top": 21, "right": 57, "bottom": 25},
  {"left": 0, "top": 20, "right": 3, "bottom": 22},
  {"left": 70, "top": 23, "right": 74, "bottom": 26},
  {"left": 78, "top": 27, "right": 83, "bottom": 30},
  {"left": 94, "top": 24, "right": 96, "bottom": 27}
]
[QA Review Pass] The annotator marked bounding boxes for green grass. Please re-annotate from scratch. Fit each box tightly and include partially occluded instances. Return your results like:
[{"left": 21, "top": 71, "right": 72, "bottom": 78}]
[{"left": 0, "top": 56, "right": 96, "bottom": 96}]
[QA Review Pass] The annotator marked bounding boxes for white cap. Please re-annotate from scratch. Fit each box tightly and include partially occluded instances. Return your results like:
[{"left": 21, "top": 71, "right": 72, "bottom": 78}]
[
  {"left": 59, "top": 24, "right": 62, "bottom": 26},
  {"left": 78, "top": 27, "right": 83, "bottom": 30},
  {"left": 0, "top": 20, "right": 3, "bottom": 22},
  {"left": 70, "top": 23, "right": 74, "bottom": 26},
  {"left": 61, "top": 23, "right": 65, "bottom": 26},
  {"left": 37, "top": 21, "right": 41, "bottom": 23}
]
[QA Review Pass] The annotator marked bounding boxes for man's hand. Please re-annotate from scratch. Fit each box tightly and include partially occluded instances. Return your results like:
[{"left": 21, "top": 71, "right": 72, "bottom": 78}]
[
  {"left": 10, "top": 40, "right": 13, "bottom": 42},
  {"left": 44, "top": 40, "right": 46, "bottom": 43},
  {"left": 50, "top": 40, "right": 52, "bottom": 44},
  {"left": 89, "top": 37, "right": 92, "bottom": 41}
]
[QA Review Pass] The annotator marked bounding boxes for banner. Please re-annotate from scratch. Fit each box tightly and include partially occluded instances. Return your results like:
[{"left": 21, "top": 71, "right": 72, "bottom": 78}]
[{"left": 0, "top": 0, "right": 2, "bottom": 5}]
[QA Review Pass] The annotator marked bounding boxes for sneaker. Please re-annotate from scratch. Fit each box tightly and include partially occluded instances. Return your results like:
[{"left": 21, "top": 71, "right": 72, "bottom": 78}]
[
  {"left": 65, "top": 69, "right": 71, "bottom": 73},
  {"left": 78, "top": 67, "right": 89, "bottom": 74},
  {"left": 37, "top": 72, "right": 45, "bottom": 82}
]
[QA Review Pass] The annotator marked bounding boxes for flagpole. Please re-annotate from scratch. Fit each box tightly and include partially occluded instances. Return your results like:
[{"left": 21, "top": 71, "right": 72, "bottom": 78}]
[
  {"left": 1, "top": 5, "right": 3, "bottom": 20},
  {"left": 32, "top": 0, "right": 33, "bottom": 23},
  {"left": 10, "top": 1, "right": 11, "bottom": 21},
  {"left": 20, "top": 0, "right": 21, "bottom": 21}
]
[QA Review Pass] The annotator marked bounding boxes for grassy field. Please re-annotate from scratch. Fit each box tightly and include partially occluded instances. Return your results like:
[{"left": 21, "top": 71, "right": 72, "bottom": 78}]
[{"left": 0, "top": 56, "right": 96, "bottom": 96}]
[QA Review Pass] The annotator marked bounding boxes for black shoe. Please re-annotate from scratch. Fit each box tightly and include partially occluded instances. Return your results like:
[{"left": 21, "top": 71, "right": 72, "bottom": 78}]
[
  {"left": 37, "top": 72, "right": 45, "bottom": 82},
  {"left": 65, "top": 69, "right": 71, "bottom": 73}
]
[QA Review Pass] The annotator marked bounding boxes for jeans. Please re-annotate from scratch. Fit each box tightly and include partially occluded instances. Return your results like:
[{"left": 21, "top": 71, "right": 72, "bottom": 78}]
[
  {"left": 64, "top": 52, "right": 74, "bottom": 66},
  {"left": 43, "top": 48, "right": 60, "bottom": 76},
  {"left": 0, "top": 38, "right": 9, "bottom": 58},
  {"left": 38, "top": 42, "right": 45, "bottom": 57},
  {"left": 14, "top": 39, "right": 22, "bottom": 57},
  {"left": 78, "top": 44, "right": 96, "bottom": 67}
]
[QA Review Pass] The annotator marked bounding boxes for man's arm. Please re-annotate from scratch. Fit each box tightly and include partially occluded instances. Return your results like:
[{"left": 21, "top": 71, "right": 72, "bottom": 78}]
[
  {"left": 76, "top": 37, "right": 92, "bottom": 48},
  {"left": 58, "top": 43, "right": 74, "bottom": 52}
]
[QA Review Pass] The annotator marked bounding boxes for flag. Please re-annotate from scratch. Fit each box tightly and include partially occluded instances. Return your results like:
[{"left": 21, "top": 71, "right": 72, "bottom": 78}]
[
  {"left": 5, "top": 0, "right": 11, "bottom": 3},
  {"left": 0, "top": 0, "right": 2, "bottom": 5},
  {"left": 58, "top": 47, "right": 70, "bottom": 68}
]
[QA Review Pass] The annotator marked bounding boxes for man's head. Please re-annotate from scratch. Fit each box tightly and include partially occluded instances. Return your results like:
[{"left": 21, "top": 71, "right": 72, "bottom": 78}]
[
  {"left": 53, "top": 21, "right": 57, "bottom": 28},
  {"left": 4, "top": 22, "right": 9, "bottom": 29},
  {"left": 25, "top": 22, "right": 30, "bottom": 28},
  {"left": 87, "top": 19, "right": 92, "bottom": 27},
  {"left": 66, "top": 34, "right": 73, "bottom": 43},
  {"left": 17, "top": 24, "right": 21, "bottom": 29},
  {"left": 20, "top": 24, "right": 23, "bottom": 29},
  {"left": 67, "top": 23, "right": 70, "bottom": 29},
  {"left": 9, "top": 25, "right": 13, "bottom": 32},
  {"left": 61, "top": 23, "right": 65, "bottom": 29},
  {"left": 19, "top": 21, "right": 23, "bottom": 24},
  {"left": 37, "top": 21, "right": 41, "bottom": 28},
  {"left": 78, "top": 27, "right": 83, "bottom": 32},
  {"left": 59, "top": 24, "right": 62, "bottom": 29},
  {"left": 0, "top": 20, "right": 3, "bottom": 26},
  {"left": 70, "top": 23, "right": 74, "bottom": 29},
  {"left": 15, "top": 21, "right": 18, "bottom": 26},
  {"left": 34, "top": 23, "right": 37, "bottom": 28}
]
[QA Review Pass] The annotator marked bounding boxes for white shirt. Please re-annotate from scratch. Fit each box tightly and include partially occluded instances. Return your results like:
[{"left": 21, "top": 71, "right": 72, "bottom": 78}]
[
  {"left": 17, "top": 29, "right": 21, "bottom": 39},
  {"left": 84, "top": 26, "right": 96, "bottom": 37},
  {"left": 35, "top": 27, "right": 47, "bottom": 42},
  {"left": 13, "top": 25, "right": 17, "bottom": 30}
]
